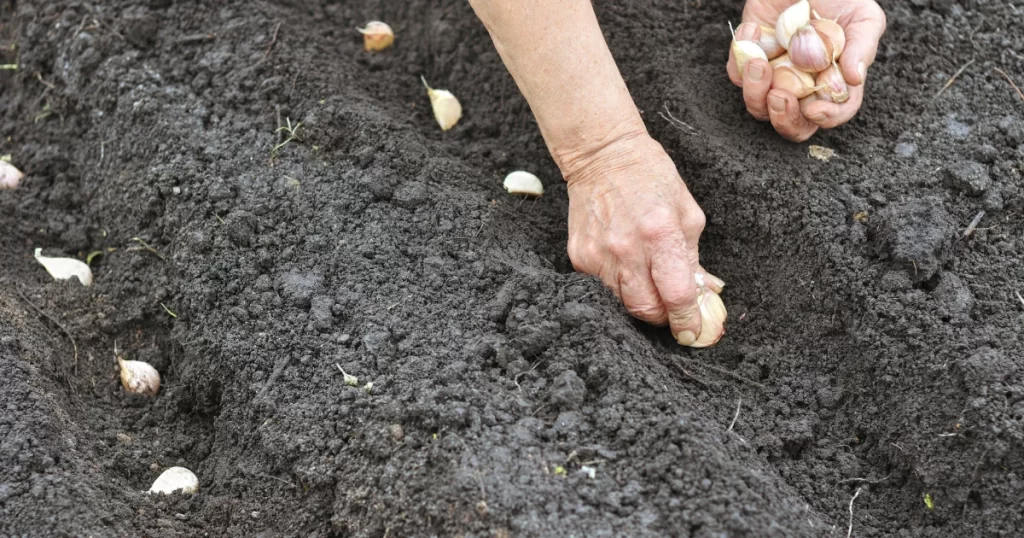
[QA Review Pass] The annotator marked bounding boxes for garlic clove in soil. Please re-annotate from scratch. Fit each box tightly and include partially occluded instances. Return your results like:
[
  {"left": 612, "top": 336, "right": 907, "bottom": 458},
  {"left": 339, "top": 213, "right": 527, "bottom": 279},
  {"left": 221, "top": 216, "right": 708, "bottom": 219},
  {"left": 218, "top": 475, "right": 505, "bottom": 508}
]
[
  {"left": 729, "top": 22, "right": 768, "bottom": 75},
  {"left": 769, "top": 55, "right": 817, "bottom": 99},
  {"left": 815, "top": 65, "right": 851, "bottom": 104},
  {"left": 775, "top": 0, "right": 810, "bottom": 50},
  {"left": 503, "top": 171, "right": 544, "bottom": 197},
  {"left": 148, "top": 466, "right": 199, "bottom": 495},
  {"left": 421, "top": 76, "right": 462, "bottom": 131},
  {"left": 0, "top": 159, "right": 24, "bottom": 189},
  {"left": 757, "top": 25, "right": 786, "bottom": 60},
  {"left": 118, "top": 356, "right": 161, "bottom": 396},
  {"left": 690, "top": 288, "right": 728, "bottom": 348},
  {"left": 358, "top": 21, "right": 394, "bottom": 52},
  {"left": 34, "top": 248, "right": 93, "bottom": 286}
]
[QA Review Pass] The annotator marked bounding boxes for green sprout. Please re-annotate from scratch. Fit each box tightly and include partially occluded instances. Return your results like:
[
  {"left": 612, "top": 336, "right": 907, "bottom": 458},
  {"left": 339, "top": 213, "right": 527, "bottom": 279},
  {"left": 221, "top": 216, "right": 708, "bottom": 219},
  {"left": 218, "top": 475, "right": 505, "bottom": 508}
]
[
  {"left": 924, "top": 493, "right": 934, "bottom": 510},
  {"left": 271, "top": 117, "right": 302, "bottom": 160}
]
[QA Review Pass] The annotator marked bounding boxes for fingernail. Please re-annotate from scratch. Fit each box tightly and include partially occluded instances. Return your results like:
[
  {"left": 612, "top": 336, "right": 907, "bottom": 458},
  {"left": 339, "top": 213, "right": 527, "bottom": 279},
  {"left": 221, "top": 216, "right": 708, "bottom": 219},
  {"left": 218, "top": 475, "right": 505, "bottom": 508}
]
[
  {"left": 768, "top": 95, "right": 786, "bottom": 113},
  {"left": 736, "top": 22, "right": 758, "bottom": 41},
  {"left": 858, "top": 61, "right": 867, "bottom": 83},
  {"left": 676, "top": 330, "right": 698, "bottom": 346},
  {"left": 748, "top": 64, "right": 764, "bottom": 82},
  {"left": 808, "top": 112, "right": 828, "bottom": 123}
]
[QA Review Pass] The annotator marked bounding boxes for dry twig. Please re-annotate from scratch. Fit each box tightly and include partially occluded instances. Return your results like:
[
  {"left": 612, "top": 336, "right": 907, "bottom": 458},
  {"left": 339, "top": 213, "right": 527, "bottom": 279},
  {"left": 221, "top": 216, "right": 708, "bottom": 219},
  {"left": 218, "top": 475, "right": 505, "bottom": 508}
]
[
  {"left": 933, "top": 59, "right": 976, "bottom": 100},
  {"left": 992, "top": 68, "right": 1024, "bottom": 102}
]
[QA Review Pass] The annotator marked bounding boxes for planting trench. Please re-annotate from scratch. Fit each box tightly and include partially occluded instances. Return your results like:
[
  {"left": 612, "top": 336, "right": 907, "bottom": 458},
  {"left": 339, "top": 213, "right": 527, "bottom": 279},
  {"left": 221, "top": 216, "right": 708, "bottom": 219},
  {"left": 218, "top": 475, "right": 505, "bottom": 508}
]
[{"left": 1, "top": 0, "right": 1023, "bottom": 536}]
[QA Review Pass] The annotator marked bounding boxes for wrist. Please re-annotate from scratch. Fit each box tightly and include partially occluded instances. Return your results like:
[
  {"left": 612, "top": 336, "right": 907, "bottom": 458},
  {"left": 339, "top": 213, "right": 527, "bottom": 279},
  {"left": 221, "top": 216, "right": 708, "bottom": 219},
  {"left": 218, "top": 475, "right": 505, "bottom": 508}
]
[{"left": 557, "top": 124, "right": 654, "bottom": 188}]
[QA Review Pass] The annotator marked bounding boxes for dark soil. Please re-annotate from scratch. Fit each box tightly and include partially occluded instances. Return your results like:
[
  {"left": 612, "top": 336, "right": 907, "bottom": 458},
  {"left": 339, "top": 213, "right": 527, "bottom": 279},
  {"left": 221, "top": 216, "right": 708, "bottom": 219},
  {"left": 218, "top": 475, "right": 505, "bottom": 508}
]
[{"left": 2, "top": 0, "right": 1023, "bottom": 536}]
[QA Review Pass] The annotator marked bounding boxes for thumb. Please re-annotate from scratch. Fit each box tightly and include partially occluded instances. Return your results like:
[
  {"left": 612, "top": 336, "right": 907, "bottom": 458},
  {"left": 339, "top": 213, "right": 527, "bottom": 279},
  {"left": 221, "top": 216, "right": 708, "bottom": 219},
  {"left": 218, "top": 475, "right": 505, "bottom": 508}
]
[
  {"left": 838, "top": 6, "right": 887, "bottom": 86},
  {"left": 649, "top": 237, "right": 703, "bottom": 346}
]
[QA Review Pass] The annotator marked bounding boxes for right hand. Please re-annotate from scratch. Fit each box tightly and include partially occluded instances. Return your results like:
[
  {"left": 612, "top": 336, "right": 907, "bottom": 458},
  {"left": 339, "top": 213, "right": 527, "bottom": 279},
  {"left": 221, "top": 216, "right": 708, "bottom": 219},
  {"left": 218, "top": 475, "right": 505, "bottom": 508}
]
[
  {"left": 726, "top": 0, "right": 886, "bottom": 142},
  {"left": 563, "top": 133, "right": 725, "bottom": 347}
]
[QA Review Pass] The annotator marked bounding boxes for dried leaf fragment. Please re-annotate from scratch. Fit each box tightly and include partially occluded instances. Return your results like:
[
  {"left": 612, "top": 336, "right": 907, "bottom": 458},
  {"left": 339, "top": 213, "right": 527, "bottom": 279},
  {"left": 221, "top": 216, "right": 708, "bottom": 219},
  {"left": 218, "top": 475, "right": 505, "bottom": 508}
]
[{"left": 808, "top": 145, "right": 835, "bottom": 162}]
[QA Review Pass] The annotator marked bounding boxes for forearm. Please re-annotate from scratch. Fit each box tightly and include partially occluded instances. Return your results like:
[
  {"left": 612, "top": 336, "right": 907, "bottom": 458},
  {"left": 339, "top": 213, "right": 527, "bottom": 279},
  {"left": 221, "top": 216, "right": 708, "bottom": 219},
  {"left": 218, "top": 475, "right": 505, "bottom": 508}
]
[{"left": 468, "top": 0, "right": 646, "bottom": 178}]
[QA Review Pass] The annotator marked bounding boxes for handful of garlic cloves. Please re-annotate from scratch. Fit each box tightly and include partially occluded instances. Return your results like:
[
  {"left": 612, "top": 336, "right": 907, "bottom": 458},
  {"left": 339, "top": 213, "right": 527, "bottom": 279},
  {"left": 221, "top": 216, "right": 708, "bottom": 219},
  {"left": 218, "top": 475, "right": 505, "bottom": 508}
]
[{"left": 731, "top": 0, "right": 851, "bottom": 105}]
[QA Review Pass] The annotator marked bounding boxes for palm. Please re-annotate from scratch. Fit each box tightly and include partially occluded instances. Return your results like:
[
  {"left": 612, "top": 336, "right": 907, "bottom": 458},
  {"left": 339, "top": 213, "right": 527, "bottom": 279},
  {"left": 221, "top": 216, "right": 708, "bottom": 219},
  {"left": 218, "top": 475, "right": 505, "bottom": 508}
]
[{"left": 730, "top": 0, "right": 886, "bottom": 141}]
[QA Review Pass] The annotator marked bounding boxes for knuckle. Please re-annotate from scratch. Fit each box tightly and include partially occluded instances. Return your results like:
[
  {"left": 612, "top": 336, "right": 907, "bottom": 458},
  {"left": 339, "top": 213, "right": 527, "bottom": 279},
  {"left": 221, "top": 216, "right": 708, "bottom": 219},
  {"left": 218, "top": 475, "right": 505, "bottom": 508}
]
[
  {"left": 637, "top": 208, "right": 677, "bottom": 241},
  {"left": 680, "top": 207, "right": 706, "bottom": 235},
  {"left": 605, "top": 234, "right": 634, "bottom": 259}
]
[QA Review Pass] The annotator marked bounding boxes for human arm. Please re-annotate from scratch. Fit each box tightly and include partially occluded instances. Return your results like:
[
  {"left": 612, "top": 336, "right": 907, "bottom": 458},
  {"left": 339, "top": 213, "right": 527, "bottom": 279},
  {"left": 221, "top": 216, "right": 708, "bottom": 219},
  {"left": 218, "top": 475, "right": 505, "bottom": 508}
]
[{"left": 468, "top": 0, "right": 725, "bottom": 346}]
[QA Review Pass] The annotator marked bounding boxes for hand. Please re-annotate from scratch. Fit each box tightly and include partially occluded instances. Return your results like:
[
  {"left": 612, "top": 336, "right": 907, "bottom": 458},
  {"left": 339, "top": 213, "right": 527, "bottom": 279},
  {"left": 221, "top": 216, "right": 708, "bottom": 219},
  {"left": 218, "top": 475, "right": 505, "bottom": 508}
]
[
  {"left": 564, "top": 133, "right": 725, "bottom": 347},
  {"left": 726, "top": 0, "right": 886, "bottom": 142}
]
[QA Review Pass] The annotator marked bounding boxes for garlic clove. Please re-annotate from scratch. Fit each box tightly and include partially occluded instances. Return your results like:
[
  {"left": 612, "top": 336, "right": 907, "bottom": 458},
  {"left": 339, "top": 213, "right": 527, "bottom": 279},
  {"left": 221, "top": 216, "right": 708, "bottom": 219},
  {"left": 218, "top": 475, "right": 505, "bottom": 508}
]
[
  {"left": 729, "top": 22, "right": 768, "bottom": 76},
  {"left": 357, "top": 21, "right": 394, "bottom": 52},
  {"left": 733, "top": 40, "right": 768, "bottom": 76},
  {"left": 690, "top": 289, "right": 728, "bottom": 348},
  {"left": 0, "top": 159, "right": 24, "bottom": 189},
  {"left": 148, "top": 467, "right": 199, "bottom": 495},
  {"left": 770, "top": 54, "right": 817, "bottom": 98},
  {"left": 788, "top": 25, "right": 832, "bottom": 73},
  {"left": 503, "top": 170, "right": 544, "bottom": 197},
  {"left": 421, "top": 76, "right": 462, "bottom": 131},
  {"left": 34, "top": 248, "right": 93, "bottom": 286},
  {"left": 118, "top": 356, "right": 161, "bottom": 396},
  {"left": 815, "top": 65, "right": 850, "bottom": 103},
  {"left": 809, "top": 19, "right": 845, "bottom": 60},
  {"left": 757, "top": 25, "right": 786, "bottom": 60},
  {"left": 775, "top": 0, "right": 810, "bottom": 51}
]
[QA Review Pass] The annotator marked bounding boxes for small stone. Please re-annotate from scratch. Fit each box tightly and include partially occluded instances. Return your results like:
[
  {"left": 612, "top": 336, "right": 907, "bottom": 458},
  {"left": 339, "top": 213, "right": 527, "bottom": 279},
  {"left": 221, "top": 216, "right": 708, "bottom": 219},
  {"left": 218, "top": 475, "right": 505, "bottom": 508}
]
[
  {"left": 943, "top": 161, "right": 990, "bottom": 196},
  {"left": 309, "top": 295, "right": 335, "bottom": 331},
  {"left": 388, "top": 424, "right": 405, "bottom": 441},
  {"left": 982, "top": 188, "right": 1004, "bottom": 212}
]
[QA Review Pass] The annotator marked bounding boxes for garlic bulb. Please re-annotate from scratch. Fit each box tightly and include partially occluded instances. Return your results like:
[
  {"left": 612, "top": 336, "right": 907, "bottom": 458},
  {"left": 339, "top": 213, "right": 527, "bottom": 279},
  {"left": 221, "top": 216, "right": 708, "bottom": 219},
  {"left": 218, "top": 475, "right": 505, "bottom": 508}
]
[
  {"left": 358, "top": 21, "right": 394, "bottom": 52},
  {"left": 118, "top": 356, "right": 161, "bottom": 396},
  {"left": 815, "top": 65, "right": 850, "bottom": 104},
  {"left": 757, "top": 25, "right": 786, "bottom": 60},
  {"left": 34, "top": 248, "right": 93, "bottom": 286},
  {"left": 729, "top": 22, "right": 767, "bottom": 75},
  {"left": 775, "top": 0, "right": 810, "bottom": 50},
  {"left": 691, "top": 288, "right": 728, "bottom": 348},
  {"left": 0, "top": 160, "right": 23, "bottom": 189},
  {"left": 149, "top": 467, "right": 199, "bottom": 495},
  {"left": 503, "top": 171, "right": 544, "bottom": 197},
  {"left": 421, "top": 76, "right": 462, "bottom": 131},
  {"left": 770, "top": 54, "right": 817, "bottom": 98}
]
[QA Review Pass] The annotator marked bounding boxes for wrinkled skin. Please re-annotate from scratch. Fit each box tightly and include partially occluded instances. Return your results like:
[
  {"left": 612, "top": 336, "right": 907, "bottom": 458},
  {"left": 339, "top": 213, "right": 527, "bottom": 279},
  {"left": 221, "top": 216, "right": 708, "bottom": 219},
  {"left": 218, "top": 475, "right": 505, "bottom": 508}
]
[
  {"left": 565, "top": 134, "right": 724, "bottom": 346},
  {"left": 727, "top": 0, "right": 887, "bottom": 141}
]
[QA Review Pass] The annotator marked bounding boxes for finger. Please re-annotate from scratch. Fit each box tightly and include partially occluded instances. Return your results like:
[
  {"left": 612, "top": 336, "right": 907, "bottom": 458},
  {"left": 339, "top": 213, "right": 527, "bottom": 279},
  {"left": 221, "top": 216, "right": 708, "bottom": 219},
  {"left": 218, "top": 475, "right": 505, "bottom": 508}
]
[
  {"left": 767, "top": 89, "right": 818, "bottom": 142},
  {"left": 742, "top": 58, "right": 772, "bottom": 121},
  {"left": 619, "top": 270, "right": 668, "bottom": 326},
  {"left": 648, "top": 235, "right": 702, "bottom": 346},
  {"left": 726, "top": 22, "right": 761, "bottom": 87},
  {"left": 837, "top": 5, "right": 887, "bottom": 85},
  {"left": 802, "top": 84, "right": 865, "bottom": 129}
]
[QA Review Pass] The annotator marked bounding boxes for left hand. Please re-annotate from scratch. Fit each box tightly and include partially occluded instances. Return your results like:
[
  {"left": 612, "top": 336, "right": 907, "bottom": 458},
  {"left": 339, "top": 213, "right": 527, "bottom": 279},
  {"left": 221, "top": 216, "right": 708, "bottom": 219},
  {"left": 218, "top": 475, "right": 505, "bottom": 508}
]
[{"left": 726, "top": 0, "right": 886, "bottom": 142}]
